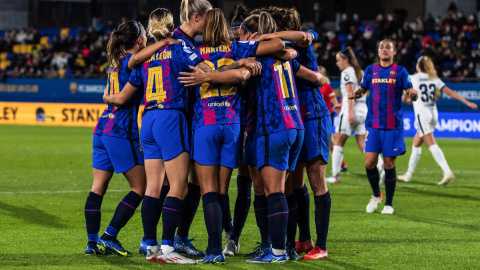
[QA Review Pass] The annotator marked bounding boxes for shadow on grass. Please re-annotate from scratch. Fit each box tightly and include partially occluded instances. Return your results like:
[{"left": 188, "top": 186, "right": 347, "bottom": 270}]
[
  {"left": 0, "top": 201, "right": 66, "bottom": 229},
  {"left": 397, "top": 186, "right": 480, "bottom": 201}
]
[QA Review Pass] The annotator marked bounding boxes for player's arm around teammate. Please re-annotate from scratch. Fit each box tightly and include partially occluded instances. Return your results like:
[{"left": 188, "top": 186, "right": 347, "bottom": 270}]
[{"left": 86, "top": 20, "right": 150, "bottom": 257}]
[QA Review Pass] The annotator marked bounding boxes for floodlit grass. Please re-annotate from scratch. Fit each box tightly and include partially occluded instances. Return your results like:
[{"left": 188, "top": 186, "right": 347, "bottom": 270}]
[{"left": 0, "top": 125, "right": 479, "bottom": 269}]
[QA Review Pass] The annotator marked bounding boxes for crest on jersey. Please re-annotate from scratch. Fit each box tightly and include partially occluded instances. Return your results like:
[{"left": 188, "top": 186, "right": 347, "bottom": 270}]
[
  {"left": 390, "top": 71, "right": 396, "bottom": 75},
  {"left": 344, "top": 74, "right": 350, "bottom": 81}
]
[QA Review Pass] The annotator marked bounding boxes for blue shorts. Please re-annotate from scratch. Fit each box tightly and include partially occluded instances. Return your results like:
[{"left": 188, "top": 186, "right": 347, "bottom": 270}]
[
  {"left": 243, "top": 131, "right": 257, "bottom": 166},
  {"left": 192, "top": 124, "right": 242, "bottom": 168},
  {"left": 140, "top": 109, "right": 190, "bottom": 161},
  {"left": 257, "top": 129, "right": 304, "bottom": 171},
  {"left": 298, "top": 116, "right": 332, "bottom": 163},
  {"left": 365, "top": 127, "right": 406, "bottom": 157},
  {"left": 92, "top": 134, "right": 144, "bottom": 173}
]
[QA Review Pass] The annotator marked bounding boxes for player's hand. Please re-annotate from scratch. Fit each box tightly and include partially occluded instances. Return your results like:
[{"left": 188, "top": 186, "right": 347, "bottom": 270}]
[
  {"left": 178, "top": 66, "right": 208, "bottom": 87},
  {"left": 467, "top": 102, "right": 478, "bottom": 110},
  {"left": 408, "top": 88, "right": 418, "bottom": 101},
  {"left": 333, "top": 103, "right": 342, "bottom": 110},
  {"left": 163, "top": 38, "right": 181, "bottom": 45},
  {"left": 247, "top": 32, "right": 259, "bottom": 41},
  {"left": 348, "top": 113, "right": 355, "bottom": 126},
  {"left": 239, "top": 58, "right": 262, "bottom": 76}
]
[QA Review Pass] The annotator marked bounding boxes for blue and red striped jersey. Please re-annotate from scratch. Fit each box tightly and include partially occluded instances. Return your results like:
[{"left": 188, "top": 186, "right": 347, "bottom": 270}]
[
  {"left": 192, "top": 41, "right": 259, "bottom": 129},
  {"left": 128, "top": 44, "right": 203, "bottom": 112},
  {"left": 290, "top": 33, "right": 330, "bottom": 121},
  {"left": 360, "top": 63, "right": 413, "bottom": 129},
  {"left": 252, "top": 57, "right": 304, "bottom": 136},
  {"left": 94, "top": 54, "right": 143, "bottom": 139}
]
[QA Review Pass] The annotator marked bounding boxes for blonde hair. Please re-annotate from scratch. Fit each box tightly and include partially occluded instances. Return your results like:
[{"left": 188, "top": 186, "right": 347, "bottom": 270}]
[
  {"left": 418, "top": 56, "right": 437, "bottom": 78},
  {"left": 148, "top": 8, "right": 174, "bottom": 40},
  {"left": 243, "top": 11, "right": 277, "bottom": 35},
  {"left": 203, "top": 8, "right": 231, "bottom": 47},
  {"left": 180, "top": 0, "right": 212, "bottom": 24},
  {"left": 318, "top": 66, "right": 331, "bottom": 84}
]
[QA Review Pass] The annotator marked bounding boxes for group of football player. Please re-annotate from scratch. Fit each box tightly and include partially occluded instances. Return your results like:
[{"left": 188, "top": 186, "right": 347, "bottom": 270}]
[{"left": 83, "top": 0, "right": 478, "bottom": 264}]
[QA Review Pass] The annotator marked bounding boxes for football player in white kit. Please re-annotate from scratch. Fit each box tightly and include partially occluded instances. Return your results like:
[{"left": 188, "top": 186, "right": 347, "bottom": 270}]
[
  {"left": 327, "top": 47, "right": 384, "bottom": 183},
  {"left": 399, "top": 56, "right": 477, "bottom": 185}
]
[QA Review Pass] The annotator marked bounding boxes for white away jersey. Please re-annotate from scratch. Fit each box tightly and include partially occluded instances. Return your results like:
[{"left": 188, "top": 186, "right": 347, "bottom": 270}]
[
  {"left": 411, "top": 72, "right": 445, "bottom": 111},
  {"left": 341, "top": 66, "right": 366, "bottom": 113}
]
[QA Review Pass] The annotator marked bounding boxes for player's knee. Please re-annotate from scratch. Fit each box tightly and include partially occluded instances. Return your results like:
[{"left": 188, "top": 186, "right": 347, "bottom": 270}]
[{"left": 365, "top": 160, "right": 377, "bottom": 169}]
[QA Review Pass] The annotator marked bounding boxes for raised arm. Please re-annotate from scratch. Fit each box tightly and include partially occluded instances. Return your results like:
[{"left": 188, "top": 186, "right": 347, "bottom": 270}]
[
  {"left": 128, "top": 38, "right": 180, "bottom": 69},
  {"left": 271, "top": 46, "right": 298, "bottom": 61},
  {"left": 442, "top": 86, "right": 478, "bottom": 110},
  {"left": 103, "top": 82, "right": 139, "bottom": 106},
  {"left": 254, "top": 31, "right": 309, "bottom": 45}
]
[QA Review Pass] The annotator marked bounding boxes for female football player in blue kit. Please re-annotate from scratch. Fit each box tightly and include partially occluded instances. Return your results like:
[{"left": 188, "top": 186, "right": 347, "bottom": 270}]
[
  {"left": 239, "top": 12, "right": 327, "bottom": 264},
  {"left": 86, "top": 21, "right": 177, "bottom": 256},
  {"left": 103, "top": 8, "right": 215, "bottom": 264},
  {"left": 177, "top": 8, "right": 307, "bottom": 263},
  {"left": 352, "top": 39, "right": 418, "bottom": 215},
  {"left": 244, "top": 7, "right": 333, "bottom": 260}
]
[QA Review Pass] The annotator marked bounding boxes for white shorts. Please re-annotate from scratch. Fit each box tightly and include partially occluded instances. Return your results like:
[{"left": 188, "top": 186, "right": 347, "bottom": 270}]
[
  {"left": 336, "top": 111, "right": 366, "bottom": 136},
  {"left": 414, "top": 108, "right": 438, "bottom": 137}
]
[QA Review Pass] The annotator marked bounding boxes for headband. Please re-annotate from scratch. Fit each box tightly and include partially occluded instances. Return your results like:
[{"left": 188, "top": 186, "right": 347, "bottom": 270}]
[
  {"left": 241, "top": 23, "right": 253, "bottom": 34},
  {"left": 231, "top": 26, "right": 240, "bottom": 29},
  {"left": 338, "top": 51, "right": 348, "bottom": 59}
]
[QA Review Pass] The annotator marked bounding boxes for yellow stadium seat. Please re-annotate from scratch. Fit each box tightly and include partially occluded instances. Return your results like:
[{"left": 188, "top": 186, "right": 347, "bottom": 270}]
[{"left": 60, "top": 28, "right": 70, "bottom": 38}]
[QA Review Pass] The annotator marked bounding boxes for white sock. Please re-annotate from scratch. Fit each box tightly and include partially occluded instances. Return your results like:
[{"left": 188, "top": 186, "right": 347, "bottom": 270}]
[
  {"left": 161, "top": 244, "right": 174, "bottom": 254},
  {"left": 272, "top": 248, "right": 285, "bottom": 256},
  {"left": 406, "top": 146, "right": 422, "bottom": 175},
  {"left": 332, "top": 145, "right": 343, "bottom": 176},
  {"left": 377, "top": 154, "right": 384, "bottom": 171},
  {"left": 428, "top": 144, "right": 451, "bottom": 174}
]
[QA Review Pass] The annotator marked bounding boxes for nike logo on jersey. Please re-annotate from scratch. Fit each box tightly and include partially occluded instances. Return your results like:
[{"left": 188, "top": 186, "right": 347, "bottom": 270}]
[{"left": 394, "top": 148, "right": 398, "bottom": 151}]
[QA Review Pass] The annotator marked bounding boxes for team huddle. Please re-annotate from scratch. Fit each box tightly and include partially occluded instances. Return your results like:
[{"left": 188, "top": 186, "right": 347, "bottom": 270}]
[{"left": 83, "top": 0, "right": 478, "bottom": 265}]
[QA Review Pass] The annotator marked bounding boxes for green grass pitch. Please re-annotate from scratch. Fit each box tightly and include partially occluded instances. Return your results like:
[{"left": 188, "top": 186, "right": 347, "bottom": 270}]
[{"left": 1, "top": 124, "right": 479, "bottom": 269}]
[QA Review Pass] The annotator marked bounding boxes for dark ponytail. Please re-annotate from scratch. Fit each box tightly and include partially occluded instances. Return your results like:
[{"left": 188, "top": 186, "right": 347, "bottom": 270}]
[
  {"left": 231, "top": 5, "right": 249, "bottom": 28},
  {"left": 106, "top": 21, "right": 143, "bottom": 69},
  {"left": 339, "top": 47, "right": 363, "bottom": 83}
]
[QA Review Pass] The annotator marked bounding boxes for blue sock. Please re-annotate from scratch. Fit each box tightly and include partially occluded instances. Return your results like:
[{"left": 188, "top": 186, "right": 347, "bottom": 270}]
[
  {"left": 385, "top": 168, "right": 396, "bottom": 206},
  {"left": 220, "top": 194, "right": 232, "bottom": 233},
  {"left": 102, "top": 191, "right": 142, "bottom": 240},
  {"left": 314, "top": 191, "right": 331, "bottom": 250},
  {"left": 267, "top": 192, "right": 288, "bottom": 251},
  {"left": 177, "top": 182, "right": 200, "bottom": 238},
  {"left": 286, "top": 194, "right": 298, "bottom": 245},
  {"left": 162, "top": 196, "right": 183, "bottom": 242},
  {"left": 254, "top": 195, "right": 270, "bottom": 244},
  {"left": 85, "top": 191, "right": 103, "bottom": 244},
  {"left": 158, "top": 185, "right": 170, "bottom": 217},
  {"left": 230, "top": 176, "right": 252, "bottom": 244},
  {"left": 141, "top": 195, "right": 161, "bottom": 243},
  {"left": 366, "top": 167, "right": 381, "bottom": 197},
  {"left": 294, "top": 184, "right": 311, "bottom": 242},
  {"left": 202, "top": 192, "right": 223, "bottom": 256}
]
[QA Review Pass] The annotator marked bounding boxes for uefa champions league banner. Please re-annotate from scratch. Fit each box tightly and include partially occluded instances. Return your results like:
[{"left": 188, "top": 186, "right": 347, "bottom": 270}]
[{"left": 402, "top": 111, "right": 480, "bottom": 139}]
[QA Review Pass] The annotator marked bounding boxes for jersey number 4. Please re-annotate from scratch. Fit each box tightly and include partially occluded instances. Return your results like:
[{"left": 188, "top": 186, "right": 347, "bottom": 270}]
[
  {"left": 146, "top": 66, "right": 167, "bottom": 103},
  {"left": 274, "top": 60, "right": 295, "bottom": 99}
]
